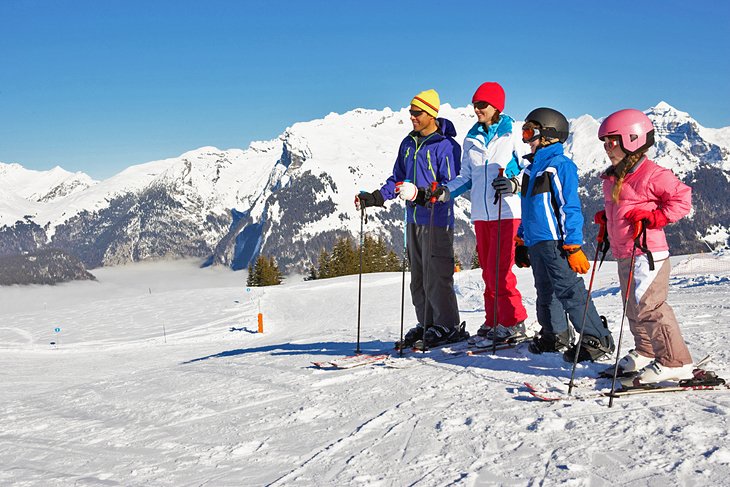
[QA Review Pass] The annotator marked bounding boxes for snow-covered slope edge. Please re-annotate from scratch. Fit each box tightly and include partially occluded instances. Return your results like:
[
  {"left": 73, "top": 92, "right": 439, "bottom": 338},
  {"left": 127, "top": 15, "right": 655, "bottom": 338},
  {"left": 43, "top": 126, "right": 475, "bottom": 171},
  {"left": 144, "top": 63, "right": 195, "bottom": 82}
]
[{"left": 1, "top": 253, "right": 729, "bottom": 484}]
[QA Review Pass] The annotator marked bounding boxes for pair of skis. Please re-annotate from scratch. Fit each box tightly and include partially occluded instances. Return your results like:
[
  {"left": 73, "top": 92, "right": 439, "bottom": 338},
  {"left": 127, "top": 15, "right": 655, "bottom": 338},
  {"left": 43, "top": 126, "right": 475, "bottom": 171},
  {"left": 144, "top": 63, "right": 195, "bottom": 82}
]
[
  {"left": 311, "top": 336, "right": 531, "bottom": 370},
  {"left": 311, "top": 353, "right": 391, "bottom": 370},
  {"left": 525, "top": 366, "right": 727, "bottom": 402},
  {"left": 525, "top": 380, "right": 729, "bottom": 402}
]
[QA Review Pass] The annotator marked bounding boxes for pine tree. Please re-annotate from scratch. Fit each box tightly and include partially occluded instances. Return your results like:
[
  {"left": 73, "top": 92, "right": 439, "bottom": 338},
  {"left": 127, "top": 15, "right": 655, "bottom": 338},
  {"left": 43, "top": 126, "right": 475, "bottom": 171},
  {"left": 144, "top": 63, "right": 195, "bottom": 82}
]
[
  {"left": 246, "top": 263, "right": 255, "bottom": 286},
  {"left": 330, "top": 236, "right": 358, "bottom": 277},
  {"left": 313, "top": 234, "right": 402, "bottom": 279},
  {"left": 471, "top": 250, "right": 481, "bottom": 270},
  {"left": 248, "top": 254, "right": 283, "bottom": 286},
  {"left": 384, "top": 249, "right": 401, "bottom": 272},
  {"left": 264, "top": 256, "right": 283, "bottom": 285},
  {"left": 317, "top": 249, "right": 331, "bottom": 279},
  {"left": 305, "top": 265, "right": 318, "bottom": 281}
]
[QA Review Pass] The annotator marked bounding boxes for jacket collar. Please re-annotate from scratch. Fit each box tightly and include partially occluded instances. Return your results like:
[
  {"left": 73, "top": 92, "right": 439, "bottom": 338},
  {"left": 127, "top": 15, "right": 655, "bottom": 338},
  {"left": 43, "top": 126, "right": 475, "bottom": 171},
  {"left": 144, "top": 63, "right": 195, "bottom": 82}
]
[
  {"left": 409, "top": 117, "right": 457, "bottom": 141},
  {"left": 467, "top": 114, "right": 514, "bottom": 146},
  {"left": 533, "top": 142, "right": 564, "bottom": 163},
  {"left": 601, "top": 155, "right": 648, "bottom": 180}
]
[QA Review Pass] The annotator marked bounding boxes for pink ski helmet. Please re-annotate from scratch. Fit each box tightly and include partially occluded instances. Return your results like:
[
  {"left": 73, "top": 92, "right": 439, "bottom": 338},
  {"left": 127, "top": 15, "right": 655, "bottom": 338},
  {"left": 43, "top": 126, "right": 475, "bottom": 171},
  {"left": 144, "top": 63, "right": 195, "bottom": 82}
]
[{"left": 598, "top": 109, "right": 655, "bottom": 155}]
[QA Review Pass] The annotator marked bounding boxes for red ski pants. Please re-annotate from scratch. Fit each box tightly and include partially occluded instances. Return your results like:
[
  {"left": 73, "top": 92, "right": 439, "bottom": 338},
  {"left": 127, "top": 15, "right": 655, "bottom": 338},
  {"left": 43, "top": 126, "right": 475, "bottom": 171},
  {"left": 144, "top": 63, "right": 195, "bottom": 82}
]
[{"left": 475, "top": 219, "right": 527, "bottom": 327}]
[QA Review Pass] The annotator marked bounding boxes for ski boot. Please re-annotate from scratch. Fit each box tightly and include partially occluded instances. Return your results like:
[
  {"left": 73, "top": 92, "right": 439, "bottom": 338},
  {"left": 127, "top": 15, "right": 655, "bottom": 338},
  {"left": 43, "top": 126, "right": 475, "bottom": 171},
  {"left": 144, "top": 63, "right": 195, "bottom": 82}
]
[
  {"left": 528, "top": 329, "right": 573, "bottom": 354},
  {"left": 394, "top": 325, "right": 424, "bottom": 350},
  {"left": 622, "top": 361, "right": 694, "bottom": 387},
  {"left": 563, "top": 334, "right": 614, "bottom": 363},
  {"left": 413, "top": 322, "right": 468, "bottom": 351}
]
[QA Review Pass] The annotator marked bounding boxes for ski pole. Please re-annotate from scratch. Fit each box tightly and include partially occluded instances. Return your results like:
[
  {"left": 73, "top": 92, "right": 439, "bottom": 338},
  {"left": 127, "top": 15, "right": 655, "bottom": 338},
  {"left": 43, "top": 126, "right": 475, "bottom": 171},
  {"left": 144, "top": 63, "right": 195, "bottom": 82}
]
[
  {"left": 355, "top": 202, "right": 366, "bottom": 354},
  {"left": 421, "top": 181, "right": 439, "bottom": 351},
  {"left": 399, "top": 199, "right": 408, "bottom": 357},
  {"left": 567, "top": 227, "right": 605, "bottom": 394},
  {"left": 608, "top": 222, "right": 644, "bottom": 407},
  {"left": 492, "top": 169, "right": 504, "bottom": 356}
]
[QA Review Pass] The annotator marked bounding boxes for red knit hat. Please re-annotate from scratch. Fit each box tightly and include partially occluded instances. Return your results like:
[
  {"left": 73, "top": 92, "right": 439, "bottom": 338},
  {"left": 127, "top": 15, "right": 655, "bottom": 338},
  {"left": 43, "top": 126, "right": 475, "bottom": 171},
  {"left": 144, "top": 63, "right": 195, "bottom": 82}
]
[{"left": 472, "top": 82, "right": 505, "bottom": 112}]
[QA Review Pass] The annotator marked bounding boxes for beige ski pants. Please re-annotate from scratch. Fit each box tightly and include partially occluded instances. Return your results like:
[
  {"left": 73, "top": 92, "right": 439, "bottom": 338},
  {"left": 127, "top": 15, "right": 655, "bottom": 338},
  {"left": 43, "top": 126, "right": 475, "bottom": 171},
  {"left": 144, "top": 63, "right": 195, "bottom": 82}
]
[{"left": 617, "top": 255, "right": 692, "bottom": 367}]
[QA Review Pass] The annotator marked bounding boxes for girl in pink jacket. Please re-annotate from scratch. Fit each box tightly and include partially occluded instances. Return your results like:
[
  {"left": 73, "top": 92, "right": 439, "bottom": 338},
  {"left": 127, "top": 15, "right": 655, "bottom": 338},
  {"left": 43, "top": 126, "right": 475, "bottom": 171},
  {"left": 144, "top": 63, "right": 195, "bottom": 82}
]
[{"left": 597, "top": 108, "right": 694, "bottom": 386}]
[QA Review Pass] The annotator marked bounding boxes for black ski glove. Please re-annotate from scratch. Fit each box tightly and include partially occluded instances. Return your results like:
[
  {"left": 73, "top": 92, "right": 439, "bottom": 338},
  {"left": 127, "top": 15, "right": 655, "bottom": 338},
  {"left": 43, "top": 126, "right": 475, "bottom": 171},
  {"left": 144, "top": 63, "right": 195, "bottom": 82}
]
[
  {"left": 413, "top": 188, "right": 427, "bottom": 206},
  {"left": 420, "top": 185, "right": 449, "bottom": 207},
  {"left": 492, "top": 175, "right": 517, "bottom": 195},
  {"left": 429, "top": 185, "right": 450, "bottom": 203},
  {"left": 355, "top": 190, "right": 384, "bottom": 210},
  {"left": 514, "top": 237, "right": 530, "bottom": 268}
]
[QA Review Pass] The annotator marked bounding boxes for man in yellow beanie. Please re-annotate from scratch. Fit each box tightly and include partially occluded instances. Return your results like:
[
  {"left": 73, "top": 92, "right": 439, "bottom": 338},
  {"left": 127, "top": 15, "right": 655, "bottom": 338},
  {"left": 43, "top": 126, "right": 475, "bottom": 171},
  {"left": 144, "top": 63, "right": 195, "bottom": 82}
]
[
  {"left": 356, "top": 89, "right": 466, "bottom": 350},
  {"left": 411, "top": 89, "right": 440, "bottom": 118}
]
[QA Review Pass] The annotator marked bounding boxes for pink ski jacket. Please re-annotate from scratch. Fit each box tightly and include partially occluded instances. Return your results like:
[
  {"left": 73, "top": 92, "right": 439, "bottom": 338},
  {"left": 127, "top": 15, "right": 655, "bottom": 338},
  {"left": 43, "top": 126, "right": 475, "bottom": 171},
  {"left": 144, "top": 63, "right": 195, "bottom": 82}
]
[{"left": 601, "top": 158, "right": 691, "bottom": 259}]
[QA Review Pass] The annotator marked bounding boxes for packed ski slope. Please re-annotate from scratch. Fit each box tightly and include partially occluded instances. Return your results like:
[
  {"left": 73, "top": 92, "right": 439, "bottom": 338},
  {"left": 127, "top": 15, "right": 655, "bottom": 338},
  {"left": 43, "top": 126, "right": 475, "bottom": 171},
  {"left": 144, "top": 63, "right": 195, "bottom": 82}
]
[{"left": 1, "top": 254, "right": 730, "bottom": 486}]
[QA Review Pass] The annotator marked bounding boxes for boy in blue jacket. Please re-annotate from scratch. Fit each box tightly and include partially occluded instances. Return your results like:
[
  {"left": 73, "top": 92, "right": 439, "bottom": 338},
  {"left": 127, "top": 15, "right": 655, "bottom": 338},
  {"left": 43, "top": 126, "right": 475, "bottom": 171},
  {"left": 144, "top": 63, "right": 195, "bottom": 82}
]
[
  {"left": 517, "top": 107, "right": 615, "bottom": 362},
  {"left": 356, "top": 89, "right": 465, "bottom": 349}
]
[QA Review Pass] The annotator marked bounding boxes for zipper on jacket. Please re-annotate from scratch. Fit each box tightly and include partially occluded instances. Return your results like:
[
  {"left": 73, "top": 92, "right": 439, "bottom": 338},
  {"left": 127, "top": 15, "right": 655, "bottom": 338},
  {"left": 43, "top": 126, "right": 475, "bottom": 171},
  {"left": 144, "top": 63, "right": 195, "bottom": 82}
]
[
  {"left": 427, "top": 150, "right": 436, "bottom": 180},
  {"left": 484, "top": 155, "right": 490, "bottom": 220},
  {"left": 482, "top": 130, "right": 504, "bottom": 221},
  {"left": 409, "top": 132, "right": 437, "bottom": 220}
]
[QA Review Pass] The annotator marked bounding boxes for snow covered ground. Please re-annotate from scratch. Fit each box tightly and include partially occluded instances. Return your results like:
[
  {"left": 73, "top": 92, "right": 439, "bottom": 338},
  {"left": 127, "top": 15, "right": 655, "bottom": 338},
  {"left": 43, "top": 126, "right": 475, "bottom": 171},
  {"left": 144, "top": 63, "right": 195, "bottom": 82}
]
[{"left": 2, "top": 253, "right": 730, "bottom": 486}]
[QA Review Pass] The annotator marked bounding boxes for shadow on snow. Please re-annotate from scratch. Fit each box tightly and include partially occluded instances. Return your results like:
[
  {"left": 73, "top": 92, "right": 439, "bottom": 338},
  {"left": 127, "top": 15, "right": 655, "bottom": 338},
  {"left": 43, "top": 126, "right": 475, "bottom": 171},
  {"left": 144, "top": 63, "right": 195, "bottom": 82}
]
[
  {"left": 182, "top": 339, "right": 613, "bottom": 385},
  {"left": 181, "top": 339, "right": 393, "bottom": 365}
]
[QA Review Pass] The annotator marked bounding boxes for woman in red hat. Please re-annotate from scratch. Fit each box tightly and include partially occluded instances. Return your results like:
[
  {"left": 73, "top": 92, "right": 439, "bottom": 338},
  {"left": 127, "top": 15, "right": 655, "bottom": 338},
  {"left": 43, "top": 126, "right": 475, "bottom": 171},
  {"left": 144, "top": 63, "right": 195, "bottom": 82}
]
[{"left": 445, "top": 82, "right": 529, "bottom": 347}]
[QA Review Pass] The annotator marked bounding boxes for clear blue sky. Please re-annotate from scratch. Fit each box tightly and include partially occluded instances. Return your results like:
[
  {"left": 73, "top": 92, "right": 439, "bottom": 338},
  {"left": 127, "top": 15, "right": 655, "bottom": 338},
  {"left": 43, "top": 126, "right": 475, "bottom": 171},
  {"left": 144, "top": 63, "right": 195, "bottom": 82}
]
[{"left": 2, "top": 0, "right": 729, "bottom": 179}]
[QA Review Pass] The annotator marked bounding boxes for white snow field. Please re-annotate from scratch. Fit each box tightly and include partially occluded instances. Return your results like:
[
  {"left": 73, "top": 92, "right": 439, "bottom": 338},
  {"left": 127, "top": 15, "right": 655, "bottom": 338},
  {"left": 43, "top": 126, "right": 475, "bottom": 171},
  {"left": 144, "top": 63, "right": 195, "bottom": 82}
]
[{"left": 1, "top": 253, "right": 730, "bottom": 486}]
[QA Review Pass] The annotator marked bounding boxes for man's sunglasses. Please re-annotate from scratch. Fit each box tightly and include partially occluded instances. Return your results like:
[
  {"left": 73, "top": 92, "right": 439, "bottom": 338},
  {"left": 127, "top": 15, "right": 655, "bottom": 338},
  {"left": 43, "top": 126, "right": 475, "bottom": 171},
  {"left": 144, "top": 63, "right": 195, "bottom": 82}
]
[{"left": 409, "top": 109, "right": 426, "bottom": 117}]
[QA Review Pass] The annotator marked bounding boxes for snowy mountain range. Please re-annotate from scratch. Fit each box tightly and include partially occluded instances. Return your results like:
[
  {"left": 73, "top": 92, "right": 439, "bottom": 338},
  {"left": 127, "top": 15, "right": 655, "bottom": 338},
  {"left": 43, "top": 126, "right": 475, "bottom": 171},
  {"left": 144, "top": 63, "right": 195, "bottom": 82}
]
[{"left": 1, "top": 101, "right": 729, "bottom": 276}]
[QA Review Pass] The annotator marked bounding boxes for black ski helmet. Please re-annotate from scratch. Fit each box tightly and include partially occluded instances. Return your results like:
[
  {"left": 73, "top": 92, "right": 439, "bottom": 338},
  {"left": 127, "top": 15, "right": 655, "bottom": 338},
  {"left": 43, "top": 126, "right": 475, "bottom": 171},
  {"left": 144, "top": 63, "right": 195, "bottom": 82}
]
[{"left": 524, "top": 107, "right": 570, "bottom": 143}]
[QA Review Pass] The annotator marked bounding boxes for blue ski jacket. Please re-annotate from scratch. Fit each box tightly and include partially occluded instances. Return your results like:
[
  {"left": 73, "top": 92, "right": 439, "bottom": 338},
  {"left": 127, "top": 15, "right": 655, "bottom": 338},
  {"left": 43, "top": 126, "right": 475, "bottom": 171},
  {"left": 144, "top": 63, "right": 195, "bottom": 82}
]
[
  {"left": 379, "top": 118, "right": 461, "bottom": 227},
  {"left": 517, "top": 143, "right": 585, "bottom": 247}
]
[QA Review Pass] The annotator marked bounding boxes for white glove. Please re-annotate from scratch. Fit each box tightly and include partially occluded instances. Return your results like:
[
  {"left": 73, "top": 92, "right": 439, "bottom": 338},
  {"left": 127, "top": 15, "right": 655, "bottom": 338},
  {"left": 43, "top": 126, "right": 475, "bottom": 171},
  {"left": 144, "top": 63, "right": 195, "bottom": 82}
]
[{"left": 395, "top": 181, "right": 418, "bottom": 201}]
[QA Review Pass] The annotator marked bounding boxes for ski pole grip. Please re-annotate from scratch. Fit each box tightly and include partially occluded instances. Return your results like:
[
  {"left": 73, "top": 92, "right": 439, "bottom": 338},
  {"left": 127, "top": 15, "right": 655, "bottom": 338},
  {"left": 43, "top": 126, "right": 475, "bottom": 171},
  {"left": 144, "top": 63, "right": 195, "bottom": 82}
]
[
  {"left": 429, "top": 181, "right": 438, "bottom": 204},
  {"left": 493, "top": 168, "right": 506, "bottom": 205}
]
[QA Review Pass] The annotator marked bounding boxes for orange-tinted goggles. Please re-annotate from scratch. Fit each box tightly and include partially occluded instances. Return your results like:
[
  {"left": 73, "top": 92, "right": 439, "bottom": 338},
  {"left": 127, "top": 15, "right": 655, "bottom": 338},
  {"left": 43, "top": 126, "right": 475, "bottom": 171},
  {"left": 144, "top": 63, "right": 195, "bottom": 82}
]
[{"left": 522, "top": 127, "right": 541, "bottom": 143}]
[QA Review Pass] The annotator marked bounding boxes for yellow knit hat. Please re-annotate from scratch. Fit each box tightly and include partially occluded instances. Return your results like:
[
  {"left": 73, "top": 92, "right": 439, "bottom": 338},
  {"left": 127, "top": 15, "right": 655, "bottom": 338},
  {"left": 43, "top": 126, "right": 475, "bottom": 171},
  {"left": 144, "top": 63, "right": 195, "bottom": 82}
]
[{"left": 411, "top": 89, "right": 440, "bottom": 118}]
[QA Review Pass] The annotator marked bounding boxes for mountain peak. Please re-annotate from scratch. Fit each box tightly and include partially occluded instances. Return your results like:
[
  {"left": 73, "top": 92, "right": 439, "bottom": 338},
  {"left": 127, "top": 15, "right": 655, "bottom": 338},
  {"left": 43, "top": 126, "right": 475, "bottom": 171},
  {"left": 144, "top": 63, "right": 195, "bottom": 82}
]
[
  {"left": 654, "top": 100, "right": 675, "bottom": 111},
  {"left": 649, "top": 101, "right": 691, "bottom": 121}
]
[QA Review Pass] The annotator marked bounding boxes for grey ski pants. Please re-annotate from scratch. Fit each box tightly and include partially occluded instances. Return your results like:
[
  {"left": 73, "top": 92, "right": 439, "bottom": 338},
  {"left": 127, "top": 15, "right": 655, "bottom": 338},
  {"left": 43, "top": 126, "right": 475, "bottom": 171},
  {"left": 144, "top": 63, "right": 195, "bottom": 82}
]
[{"left": 407, "top": 223, "right": 460, "bottom": 329}]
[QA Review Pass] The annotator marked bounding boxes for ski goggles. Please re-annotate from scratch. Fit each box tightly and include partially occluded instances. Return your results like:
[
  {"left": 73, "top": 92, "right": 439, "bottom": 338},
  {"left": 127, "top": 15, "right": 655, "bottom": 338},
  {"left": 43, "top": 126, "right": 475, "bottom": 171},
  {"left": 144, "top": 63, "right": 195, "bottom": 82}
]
[
  {"left": 409, "top": 109, "right": 426, "bottom": 117},
  {"left": 522, "top": 126, "right": 541, "bottom": 143},
  {"left": 603, "top": 138, "right": 620, "bottom": 150}
]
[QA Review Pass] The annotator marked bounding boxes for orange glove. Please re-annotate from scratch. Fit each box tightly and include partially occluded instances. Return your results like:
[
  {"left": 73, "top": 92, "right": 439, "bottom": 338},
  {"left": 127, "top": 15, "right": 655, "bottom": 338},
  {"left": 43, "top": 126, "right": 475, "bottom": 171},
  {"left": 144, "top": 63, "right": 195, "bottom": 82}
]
[{"left": 563, "top": 244, "right": 589, "bottom": 274}]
